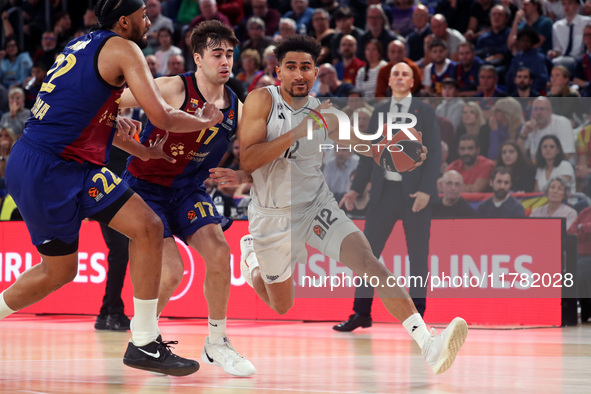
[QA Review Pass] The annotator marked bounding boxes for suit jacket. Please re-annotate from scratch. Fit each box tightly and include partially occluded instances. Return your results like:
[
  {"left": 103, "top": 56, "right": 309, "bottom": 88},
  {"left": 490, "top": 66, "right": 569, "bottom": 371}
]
[{"left": 351, "top": 98, "right": 441, "bottom": 206}]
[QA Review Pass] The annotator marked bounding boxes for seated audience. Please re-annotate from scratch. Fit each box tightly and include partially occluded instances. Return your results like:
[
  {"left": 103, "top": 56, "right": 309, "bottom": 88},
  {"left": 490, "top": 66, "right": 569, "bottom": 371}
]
[
  {"left": 435, "top": 78, "right": 465, "bottom": 130},
  {"left": 421, "top": 38, "right": 456, "bottom": 96},
  {"left": 567, "top": 206, "right": 591, "bottom": 323},
  {"left": 547, "top": 65, "right": 585, "bottom": 126},
  {"left": 505, "top": 27, "right": 549, "bottom": 94},
  {"left": 354, "top": 40, "right": 387, "bottom": 98},
  {"left": 488, "top": 97, "right": 524, "bottom": 158},
  {"left": 431, "top": 170, "right": 476, "bottom": 218},
  {"left": 534, "top": 135, "right": 575, "bottom": 194},
  {"left": 496, "top": 140, "right": 536, "bottom": 193},
  {"left": 446, "top": 134, "right": 496, "bottom": 192},
  {"left": 477, "top": 167, "right": 526, "bottom": 218},
  {"left": 0, "top": 87, "right": 28, "bottom": 137},
  {"left": 449, "top": 102, "right": 491, "bottom": 162},
  {"left": 530, "top": 177, "right": 577, "bottom": 228},
  {"left": 0, "top": 36, "right": 33, "bottom": 89}
]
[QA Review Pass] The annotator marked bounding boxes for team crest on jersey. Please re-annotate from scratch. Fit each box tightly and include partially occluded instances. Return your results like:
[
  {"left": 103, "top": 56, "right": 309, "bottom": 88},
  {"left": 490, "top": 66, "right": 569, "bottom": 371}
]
[
  {"left": 170, "top": 143, "right": 185, "bottom": 156},
  {"left": 88, "top": 187, "right": 104, "bottom": 202},
  {"left": 190, "top": 98, "right": 199, "bottom": 109},
  {"left": 313, "top": 225, "right": 326, "bottom": 240}
]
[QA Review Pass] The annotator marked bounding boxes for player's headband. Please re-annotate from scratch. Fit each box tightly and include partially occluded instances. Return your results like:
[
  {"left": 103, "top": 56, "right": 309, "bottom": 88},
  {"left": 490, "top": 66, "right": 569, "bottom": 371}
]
[{"left": 97, "top": 0, "right": 144, "bottom": 28}]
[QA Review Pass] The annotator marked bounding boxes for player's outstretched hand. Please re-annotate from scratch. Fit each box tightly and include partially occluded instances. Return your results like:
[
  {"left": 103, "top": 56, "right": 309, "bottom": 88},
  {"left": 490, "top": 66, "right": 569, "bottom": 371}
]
[
  {"left": 339, "top": 189, "right": 359, "bottom": 211},
  {"left": 116, "top": 117, "right": 141, "bottom": 141},
  {"left": 198, "top": 102, "right": 224, "bottom": 128},
  {"left": 209, "top": 167, "right": 244, "bottom": 186},
  {"left": 145, "top": 131, "right": 176, "bottom": 163}
]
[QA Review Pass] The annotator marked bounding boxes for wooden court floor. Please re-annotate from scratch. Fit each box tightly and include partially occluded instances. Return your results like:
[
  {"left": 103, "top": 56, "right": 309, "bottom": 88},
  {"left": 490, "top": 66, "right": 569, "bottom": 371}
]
[{"left": 1, "top": 315, "right": 590, "bottom": 393}]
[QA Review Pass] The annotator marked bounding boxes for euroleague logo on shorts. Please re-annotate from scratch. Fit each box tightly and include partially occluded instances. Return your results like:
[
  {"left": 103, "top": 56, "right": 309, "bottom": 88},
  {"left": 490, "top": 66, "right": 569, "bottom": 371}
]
[
  {"left": 171, "top": 237, "right": 196, "bottom": 301},
  {"left": 88, "top": 187, "right": 104, "bottom": 202}
]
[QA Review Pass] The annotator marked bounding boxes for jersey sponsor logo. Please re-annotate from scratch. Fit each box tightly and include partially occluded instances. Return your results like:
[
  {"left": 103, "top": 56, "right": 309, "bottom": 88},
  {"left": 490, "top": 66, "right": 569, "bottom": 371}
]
[
  {"left": 222, "top": 123, "right": 232, "bottom": 131},
  {"left": 88, "top": 187, "right": 104, "bottom": 202},
  {"left": 170, "top": 142, "right": 185, "bottom": 156},
  {"left": 313, "top": 224, "right": 326, "bottom": 240}
]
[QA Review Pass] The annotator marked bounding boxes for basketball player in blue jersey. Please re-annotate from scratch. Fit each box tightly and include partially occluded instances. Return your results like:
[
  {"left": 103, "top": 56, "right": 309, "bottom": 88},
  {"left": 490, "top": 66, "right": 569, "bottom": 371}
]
[
  {"left": 239, "top": 35, "right": 468, "bottom": 375},
  {"left": 0, "top": 0, "right": 224, "bottom": 376},
  {"left": 118, "top": 21, "right": 255, "bottom": 377}
]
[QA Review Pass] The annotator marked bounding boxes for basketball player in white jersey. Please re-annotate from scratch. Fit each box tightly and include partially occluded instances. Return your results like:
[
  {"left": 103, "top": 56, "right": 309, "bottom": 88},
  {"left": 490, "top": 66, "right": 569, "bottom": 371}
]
[{"left": 237, "top": 35, "right": 467, "bottom": 375}]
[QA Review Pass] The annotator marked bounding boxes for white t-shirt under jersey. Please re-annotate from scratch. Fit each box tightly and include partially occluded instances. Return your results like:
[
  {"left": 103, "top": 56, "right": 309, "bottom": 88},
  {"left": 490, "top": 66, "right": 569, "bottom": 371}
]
[{"left": 250, "top": 86, "right": 330, "bottom": 210}]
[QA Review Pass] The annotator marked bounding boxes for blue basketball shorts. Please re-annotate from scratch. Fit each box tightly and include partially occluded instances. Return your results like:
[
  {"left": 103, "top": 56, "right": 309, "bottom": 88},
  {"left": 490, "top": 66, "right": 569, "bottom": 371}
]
[
  {"left": 5, "top": 136, "right": 132, "bottom": 247},
  {"left": 124, "top": 174, "right": 232, "bottom": 243}
]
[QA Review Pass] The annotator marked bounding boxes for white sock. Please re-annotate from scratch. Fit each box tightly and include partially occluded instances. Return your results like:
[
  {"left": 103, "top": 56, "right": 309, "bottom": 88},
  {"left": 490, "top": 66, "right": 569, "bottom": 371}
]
[
  {"left": 208, "top": 317, "right": 227, "bottom": 343},
  {"left": 131, "top": 297, "right": 159, "bottom": 347},
  {"left": 402, "top": 313, "right": 431, "bottom": 350},
  {"left": 0, "top": 292, "right": 16, "bottom": 320},
  {"left": 131, "top": 314, "right": 161, "bottom": 335},
  {"left": 246, "top": 252, "right": 259, "bottom": 270}
]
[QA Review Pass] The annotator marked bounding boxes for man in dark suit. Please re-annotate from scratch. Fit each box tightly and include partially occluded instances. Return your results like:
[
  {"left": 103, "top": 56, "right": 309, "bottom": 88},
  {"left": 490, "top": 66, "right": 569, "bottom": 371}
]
[{"left": 334, "top": 62, "right": 441, "bottom": 331}]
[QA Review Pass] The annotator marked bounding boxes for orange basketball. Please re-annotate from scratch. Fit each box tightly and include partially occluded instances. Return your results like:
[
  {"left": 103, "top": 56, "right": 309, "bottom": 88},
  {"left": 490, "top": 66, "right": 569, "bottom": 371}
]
[{"left": 371, "top": 125, "right": 423, "bottom": 173}]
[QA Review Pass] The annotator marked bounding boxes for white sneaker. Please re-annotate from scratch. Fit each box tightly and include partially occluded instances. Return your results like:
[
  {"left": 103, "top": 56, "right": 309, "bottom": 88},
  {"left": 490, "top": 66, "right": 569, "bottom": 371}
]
[
  {"left": 201, "top": 336, "right": 256, "bottom": 377},
  {"left": 240, "top": 234, "right": 256, "bottom": 288},
  {"left": 422, "top": 317, "right": 468, "bottom": 374}
]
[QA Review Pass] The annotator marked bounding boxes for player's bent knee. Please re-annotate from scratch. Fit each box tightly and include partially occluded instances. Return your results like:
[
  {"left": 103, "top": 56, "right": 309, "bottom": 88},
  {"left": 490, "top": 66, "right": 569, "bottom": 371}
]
[{"left": 272, "top": 302, "right": 294, "bottom": 315}]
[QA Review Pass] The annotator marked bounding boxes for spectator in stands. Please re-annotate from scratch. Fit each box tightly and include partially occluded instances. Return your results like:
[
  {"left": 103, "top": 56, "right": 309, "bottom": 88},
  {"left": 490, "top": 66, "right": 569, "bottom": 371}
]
[
  {"left": 510, "top": 66, "right": 540, "bottom": 98},
  {"left": 217, "top": 0, "right": 245, "bottom": 27},
  {"left": 547, "top": 65, "right": 585, "bottom": 126},
  {"left": 357, "top": 4, "right": 402, "bottom": 62},
  {"left": 203, "top": 176, "right": 237, "bottom": 219},
  {"left": 32, "top": 31, "right": 57, "bottom": 66},
  {"left": 446, "top": 134, "right": 496, "bottom": 192},
  {"left": 284, "top": 0, "right": 314, "bottom": 35},
  {"left": 177, "top": 0, "right": 200, "bottom": 25},
  {"left": 166, "top": 54, "right": 185, "bottom": 76},
  {"left": 436, "top": 78, "right": 465, "bottom": 130},
  {"left": 248, "top": 45, "right": 279, "bottom": 92},
  {"left": 456, "top": 41, "right": 484, "bottom": 97},
  {"left": 323, "top": 147, "right": 360, "bottom": 199},
  {"left": 475, "top": 65, "right": 508, "bottom": 104},
  {"left": 431, "top": 170, "right": 476, "bottom": 218},
  {"left": 146, "top": 0, "right": 174, "bottom": 52},
  {"left": 547, "top": 0, "right": 591, "bottom": 71},
  {"left": 241, "top": 17, "right": 274, "bottom": 61},
  {"left": 375, "top": 40, "right": 422, "bottom": 96},
  {"left": 341, "top": 89, "right": 374, "bottom": 118},
  {"left": 179, "top": 27, "right": 196, "bottom": 73},
  {"left": 329, "top": 7, "right": 364, "bottom": 64},
  {"left": 518, "top": 97, "right": 575, "bottom": 163},
  {"left": 237, "top": 50, "right": 261, "bottom": 92},
  {"left": 317, "top": 63, "right": 355, "bottom": 97},
  {"left": 476, "top": 5, "right": 512, "bottom": 74},
  {"left": 22, "top": 60, "right": 47, "bottom": 110},
  {"left": 421, "top": 39, "right": 457, "bottom": 96},
  {"left": 508, "top": 0, "right": 553, "bottom": 54},
  {"left": 53, "top": 12, "right": 73, "bottom": 51},
  {"left": 0, "top": 87, "right": 28, "bottom": 137},
  {"left": 0, "top": 36, "right": 32, "bottom": 89},
  {"left": 546, "top": 0, "right": 566, "bottom": 22},
  {"left": 355, "top": 40, "right": 387, "bottom": 98},
  {"left": 449, "top": 102, "right": 491, "bottom": 162},
  {"left": 273, "top": 18, "right": 298, "bottom": 44},
  {"left": 389, "top": 0, "right": 415, "bottom": 37},
  {"left": 251, "top": 0, "right": 281, "bottom": 38},
  {"left": 496, "top": 140, "right": 536, "bottom": 192},
  {"left": 573, "top": 24, "right": 591, "bottom": 97},
  {"left": 566, "top": 206, "right": 591, "bottom": 323},
  {"left": 441, "top": 140, "right": 450, "bottom": 175},
  {"left": 477, "top": 167, "right": 526, "bottom": 217},
  {"left": 575, "top": 122, "right": 591, "bottom": 193},
  {"left": 488, "top": 97, "right": 524, "bottom": 157},
  {"left": 507, "top": 27, "right": 549, "bottom": 94},
  {"left": 145, "top": 55, "right": 161, "bottom": 78},
  {"left": 189, "top": 0, "right": 232, "bottom": 29},
  {"left": 426, "top": 14, "right": 465, "bottom": 62},
  {"left": 154, "top": 28, "right": 182, "bottom": 76},
  {"left": 407, "top": 4, "right": 431, "bottom": 63},
  {"left": 0, "top": 126, "right": 16, "bottom": 179},
  {"left": 434, "top": 0, "right": 472, "bottom": 34},
  {"left": 335, "top": 35, "right": 366, "bottom": 85},
  {"left": 530, "top": 177, "right": 577, "bottom": 227},
  {"left": 465, "top": 0, "right": 496, "bottom": 42},
  {"left": 534, "top": 135, "right": 575, "bottom": 194},
  {"left": 311, "top": 9, "right": 335, "bottom": 65}
]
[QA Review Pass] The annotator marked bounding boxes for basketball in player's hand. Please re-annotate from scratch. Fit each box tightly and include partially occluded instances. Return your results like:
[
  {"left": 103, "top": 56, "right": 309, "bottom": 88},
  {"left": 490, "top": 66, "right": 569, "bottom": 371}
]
[{"left": 371, "top": 125, "right": 423, "bottom": 173}]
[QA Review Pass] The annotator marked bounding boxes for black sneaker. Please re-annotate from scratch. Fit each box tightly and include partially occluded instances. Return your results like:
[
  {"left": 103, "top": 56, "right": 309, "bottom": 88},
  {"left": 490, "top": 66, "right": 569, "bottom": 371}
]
[
  {"left": 107, "top": 314, "right": 131, "bottom": 331},
  {"left": 94, "top": 315, "right": 110, "bottom": 330},
  {"left": 123, "top": 336, "right": 200, "bottom": 376}
]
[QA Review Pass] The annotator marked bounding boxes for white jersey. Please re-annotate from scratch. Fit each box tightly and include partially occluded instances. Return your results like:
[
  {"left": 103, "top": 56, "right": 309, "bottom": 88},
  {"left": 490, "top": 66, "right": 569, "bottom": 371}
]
[{"left": 250, "top": 86, "right": 330, "bottom": 210}]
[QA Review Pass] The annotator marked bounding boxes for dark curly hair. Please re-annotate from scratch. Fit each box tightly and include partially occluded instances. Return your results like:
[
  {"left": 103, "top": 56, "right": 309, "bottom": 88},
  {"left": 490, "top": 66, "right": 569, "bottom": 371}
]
[{"left": 274, "top": 35, "right": 321, "bottom": 65}]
